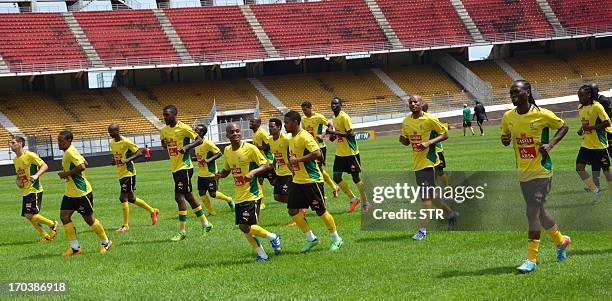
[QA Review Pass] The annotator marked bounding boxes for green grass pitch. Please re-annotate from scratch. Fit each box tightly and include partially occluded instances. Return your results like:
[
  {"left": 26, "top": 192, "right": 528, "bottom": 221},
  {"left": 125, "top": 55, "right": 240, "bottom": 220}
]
[{"left": 0, "top": 117, "right": 610, "bottom": 300}]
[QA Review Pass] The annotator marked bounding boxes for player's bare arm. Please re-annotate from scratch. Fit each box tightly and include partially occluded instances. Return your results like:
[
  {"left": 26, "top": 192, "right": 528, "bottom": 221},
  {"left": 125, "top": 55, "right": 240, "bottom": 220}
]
[
  {"left": 540, "top": 124, "right": 569, "bottom": 154},
  {"left": 58, "top": 163, "right": 86, "bottom": 179},
  {"left": 289, "top": 149, "right": 321, "bottom": 166},
  {"left": 180, "top": 135, "right": 202, "bottom": 153},
  {"left": 121, "top": 148, "right": 144, "bottom": 164},
  {"left": 245, "top": 163, "right": 271, "bottom": 180},
  {"left": 204, "top": 152, "right": 222, "bottom": 164},
  {"left": 30, "top": 161, "right": 48, "bottom": 182}
]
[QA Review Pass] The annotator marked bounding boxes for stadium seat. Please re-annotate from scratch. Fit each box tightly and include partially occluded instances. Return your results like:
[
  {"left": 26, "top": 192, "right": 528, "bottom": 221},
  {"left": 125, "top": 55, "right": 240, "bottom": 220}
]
[
  {"left": 131, "top": 79, "right": 280, "bottom": 126},
  {"left": 0, "top": 89, "right": 156, "bottom": 138},
  {"left": 383, "top": 65, "right": 465, "bottom": 110},
  {"left": 462, "top": 0, "right": 554, "bottom": 40},
  {"left": 259, "top": 69, "right": 400, "bottom": 117},
  {"left": 164, "top": 6, "right": 267, "bottom": 61},
  {"left": 251, "top": 0, "right": 390, "bottom": 56},
  {"left": 507, "top": 54, "right": 579, "bottom": 84},
  {"left": 376, "top": 0, "right": 473, "bottom": 47},
  {"left": 548, "top": 0, "right": 612, "bottom": 31},
  {"left": 0, "top": 13, "right": 87, "bottom": 73},
  {"left": 565, "top": 49, "right": 612, "bottom": 77},
  {"left": 465, "top": 60, "right": 513, "bottom": 104},
  {"left": 74, "top": 10, "right": 181, "bottom": 66},
  {"left": 0, "top": 126, "right": 11, "bottom": 143}
]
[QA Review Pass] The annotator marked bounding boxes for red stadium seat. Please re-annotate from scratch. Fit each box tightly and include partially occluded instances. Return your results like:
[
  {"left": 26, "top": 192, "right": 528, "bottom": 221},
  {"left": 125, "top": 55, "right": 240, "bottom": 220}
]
[{"left": 548, "top": 0, "right": 612, "bottom": 31}]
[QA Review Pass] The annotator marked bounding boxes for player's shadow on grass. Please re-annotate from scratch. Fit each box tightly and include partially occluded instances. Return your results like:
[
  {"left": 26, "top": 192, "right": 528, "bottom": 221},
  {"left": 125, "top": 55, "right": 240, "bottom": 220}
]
[
  {"left": 436, "top": 266, "right": 515, "bottom": 278},
  {"left": 21, "top": 253, "right": 62, "bottom": 260},
  {"left": 2, "top": 240, "right": 39, "bottom": 247},
  {"left": 354, "top": 234, "right": 407, "bottom": 243},
  {"left": 571, "top": 248, "right": 612, "bottom": 256}
]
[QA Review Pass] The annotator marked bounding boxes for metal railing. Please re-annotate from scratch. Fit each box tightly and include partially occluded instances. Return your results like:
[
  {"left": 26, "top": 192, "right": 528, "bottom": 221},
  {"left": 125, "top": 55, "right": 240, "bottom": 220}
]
[{"left": 2, "top": 23, "right": 608, "bottom": 75}]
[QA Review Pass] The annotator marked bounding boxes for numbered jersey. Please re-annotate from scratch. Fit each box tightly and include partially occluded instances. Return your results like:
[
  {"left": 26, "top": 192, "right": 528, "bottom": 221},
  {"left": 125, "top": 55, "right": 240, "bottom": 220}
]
[
  {"left": 109, "top": 135, "right": 139, "bottom": 179},
  {"left": 289, "top": 129, "right": 323, "bottom": 184},
  {"left": 401, "top": 112, "right": 447, "bottom": 171},
  {"left": 222, "top": 142, "right": 267, "bottom": 203},
  {"left": 160, "top": 121, "right": 198, "bottom": 172},
  {"left": 501, "top": 105, "right": 565, "bottom": 182},
  {"left": 13, "top": 151, "right": 45, "bottom": 196}
]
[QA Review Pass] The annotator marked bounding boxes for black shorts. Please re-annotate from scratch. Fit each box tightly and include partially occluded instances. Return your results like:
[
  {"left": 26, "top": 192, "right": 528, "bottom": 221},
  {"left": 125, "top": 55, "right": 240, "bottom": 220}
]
[
  {"left": 318, "top": 147, "right": 327, "bottom": 167},
  {"left": 476, "top": 118, "right": 484, "bottom": 126},
  {"left": 576, "top": 147, "right": 610, "bottom": 169},
  {"left": 119, "top": 176, "right": 136, "bottom": 194},
  {"left": 333, "top": 154, "right": 361, "bottom": 173},
  {"left": 198, "top": 176, "right": 217, "bottom": 195},
  {"left": 60, "top": 192, "right": 94, "bottom": 216},
  {"left": 435, "top": 152, "right": 446, "bottom": 176},
  {"left": 274, "top": 175, "right": 292, "bottom": 196},
  {"left": 288, "top": 182, "right": 326, "bottom": 211},
  {"left": 463, "top": 120, "right": 471, "bottom": 127},
  {"left": 520, "top": 178, "right": 551, "bottom": 206},
  {"left": 173, "top": 169, "right": 194, "bottom": 194},
  {"left": 21, "top": 192, "right": 43, "bottom": 216},
  {"left": 235, "top": 199, "right": 261, "bottom": 225},
  {"left": 415, "top": 168, "right": 436, "bottom": 200},
  {"left": 258, "top": 168, "right": 277, "bottom": 185}
]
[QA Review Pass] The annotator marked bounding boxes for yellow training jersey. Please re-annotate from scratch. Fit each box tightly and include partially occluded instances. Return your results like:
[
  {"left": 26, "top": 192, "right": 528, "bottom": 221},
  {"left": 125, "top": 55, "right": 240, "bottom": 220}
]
[
  {"left": 62, "top": 145, "right": 92, "bottom": 197},
  {"left": 109, "top": 135, "right": 139, "bottom": 179},
  {"left": 13, "top": 151, "right": 44, "bottom": 196},
  {"left": 500, "top": 105, "right": 565, "bottom": 182},
  {"left": 401, "top": 112, "right": 447, "bottom": 171},
  {"left": 302, "top": 112, "right": 329, "bottom": 148},
  {"left": 222, "top": 142, "right": 267, "bottom": 203},
  {"left": 289, "top": 129, "right": 323, "bottom": 184},
  {"left": 252, "top": 127, "right": 273, "bottom": 163},
  {"left": 195, "top": 138, "right": 221, "bottom": 178},
  {"left": 333, "top": 111, "right": 359, "bottom": 157},
  {"left": 160, "top": 121, "right": 198, "bottom": 173},
  {"left": 434, "top": 122, "right": 448, "bottom": 153},
  {"left": 578, "top": 102, "right": 610, "bottom": 150},
  {"left": 269, "top": 133, "right": 292, "bottom": 177}
]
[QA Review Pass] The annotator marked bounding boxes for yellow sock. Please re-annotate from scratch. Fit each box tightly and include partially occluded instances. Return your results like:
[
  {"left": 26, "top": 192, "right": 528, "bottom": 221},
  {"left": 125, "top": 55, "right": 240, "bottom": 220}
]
[
  {"left": 29, "top": 219, "right": 47, "bottom": 236},
  {"left": 214, "top": 191, "right": 232, "bottom": 202},
  {"left": 421, "top": 200, "right": 432, "bottom": 228},
  {"left": 291, "top": 212, "right": 311, "bottom": 233},
  {"left": 338, "top": 181, "right": 355, "bottom": 198},
  {"left": 63, "top": 222, "right": 77, "bottom": 241},
  {"left": 356, "top": 181, "right": 367, "bottom": 201},
  {"left": 121, "top": 202, "right": 129, "bottom": 227},
  {"left": 244, "top": 233, "right": 260, "bottom": 249},
  {"left": 322, "top": 170, "right": 337, "bottom": 191},
  {"left": 193, "top": 205, "right": 207, "bottom": 223},
  {"left": 319, "top": 211, "right": 337, "bottom": 233},
  {"left": 527, "top": 239, "right": 540, "bottom": 263},
  {"left": 582, "top": 177, "right": 597, "bottom": 191},
  {"left": 178, "top": 210, "right": 187, "bottom": 232},
  {"left": 547, "top": 225, "right": 564, "bottom": 246},
  {"left": 200, "top": 196, "right": 216, "bottom": 216},
  {"left": 90, "top": 219, "right": 108, "bottom": 242},
  {"left": 31, "top": 214, "right": 54, "bottom": 228},
  {"left": 432, "top": 199, "right": 451, "bottom": 213},
  {"left": 248, "top": 225, "right": 270, "bottom": 239},
  {"left": 440, "top": 172, "right": 449, "bottom": 187},
  {"left": 133, "top": 198, "right": 154, "bottom": 213}
]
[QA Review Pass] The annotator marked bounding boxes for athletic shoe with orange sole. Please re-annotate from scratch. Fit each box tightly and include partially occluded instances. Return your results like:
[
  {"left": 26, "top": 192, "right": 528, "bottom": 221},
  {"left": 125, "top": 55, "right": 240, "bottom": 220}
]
[
  {"left": 61, "top": 247, "right": 81, "bottom": 256},
  {"left": 348, "top": 197, "right": 361, "bottom": 213},
  {"left": 99, "top": 240, "right": 112, "bottom": 254},
  {"left": 151, "top": 208, "right": 160, "bottom": 225}
]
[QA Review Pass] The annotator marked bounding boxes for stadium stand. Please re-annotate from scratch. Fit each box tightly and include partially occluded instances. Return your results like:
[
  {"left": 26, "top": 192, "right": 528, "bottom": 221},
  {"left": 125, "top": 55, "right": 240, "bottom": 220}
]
[
  {"left": 74, "top": 10, "right": 181, "bottom": 66},
  {"left": 548, "top": 0, "right": 612, "bottom": 30},
  {"left": 251, "top": 0, "right": 390, "bottom": 55},
  {"left": 465, "top": 60, "right": 513, "bottom": 104},
  {"left": 376, "top": 0, "right": 473, "bottom": 47},
  {"left": 0, "top": 13, "right": 86, "bottom": 72},
  {"left": 165, "top": 6, "right": 267, "bottom": 61},
  {"left": 260, "top": 69, "right": 400, "bottom": 117},
  {"left": 0, "top": 126, "right": 11, "bottom": 143},
  {"left": 0, "top": 89, "right": 156, "bottom": 138},
  {"left": 462, "top": 0, "right": 554, "bottom": 39},
  {"left": 565, "top": 49, "right": 612, "bottom": 77},
  {"left": 506, "top": 54, "right": 579, "bottom": 83},
  {"left": 131, "top": 79, "right": 278, "bottom": 125}
]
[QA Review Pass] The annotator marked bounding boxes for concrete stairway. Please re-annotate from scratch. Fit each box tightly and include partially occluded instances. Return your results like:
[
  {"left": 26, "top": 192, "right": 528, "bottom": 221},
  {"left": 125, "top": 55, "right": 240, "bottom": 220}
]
[
  {"left": 0, "top": 54, "right": 10, "bottom": 74},
  {"left": 117, "top": 86, "right": 165, "bottom": 130},
  {"left": 371, "top": 68, "right": 409, "bottom": 103},
  {"left": 62, "top": 12, "right": 105, "bottom": 68},
  {"left": 535, "top": 0, "right": 566, "bottom": 36},
  {"left": 248, "top": 78, "right": 289, "bottom": 114},
  {"left": 240, "top": 5, "right": 280, "bottom": 58},
  {"left": 450, "top": 0, "right": 486, "bottom": 43},
  {"left": 363, "top": 0, "right": 403, "bottom": 49},
  {"left": 152, "top": 9, "right": 195, "bottom": 64}
]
